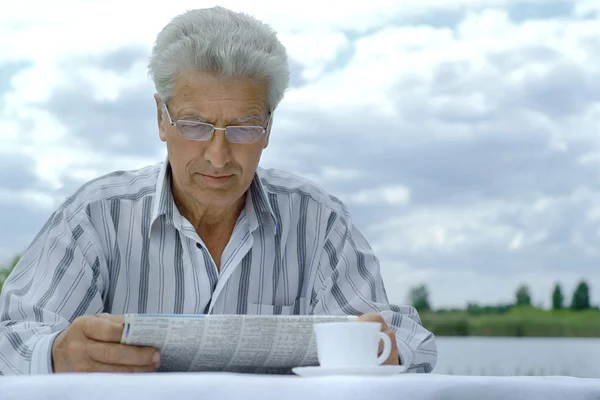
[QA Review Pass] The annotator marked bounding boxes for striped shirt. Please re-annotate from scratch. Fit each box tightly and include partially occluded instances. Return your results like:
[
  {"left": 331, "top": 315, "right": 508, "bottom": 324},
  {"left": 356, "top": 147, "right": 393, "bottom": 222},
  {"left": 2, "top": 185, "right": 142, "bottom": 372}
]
[{"left": 0, "top": 159, "right": 437, "bottom": 375}]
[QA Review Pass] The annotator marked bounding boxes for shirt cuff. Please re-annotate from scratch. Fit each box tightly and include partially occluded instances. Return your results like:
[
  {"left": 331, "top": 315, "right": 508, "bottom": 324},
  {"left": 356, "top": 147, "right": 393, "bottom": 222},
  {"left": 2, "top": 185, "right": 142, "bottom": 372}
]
[
  {"left": 30, "top": 331, "right": 63, "bottom": 374},
  {"left": 395, "top": 336, "right": 414, "bottom": 370}
]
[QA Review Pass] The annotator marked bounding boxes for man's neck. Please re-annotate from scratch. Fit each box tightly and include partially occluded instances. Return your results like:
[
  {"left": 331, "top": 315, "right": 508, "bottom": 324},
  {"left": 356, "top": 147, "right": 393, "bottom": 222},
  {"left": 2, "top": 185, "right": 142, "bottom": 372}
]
[{"left": 171, "top": 182, "right": 245, "bottom": 242}]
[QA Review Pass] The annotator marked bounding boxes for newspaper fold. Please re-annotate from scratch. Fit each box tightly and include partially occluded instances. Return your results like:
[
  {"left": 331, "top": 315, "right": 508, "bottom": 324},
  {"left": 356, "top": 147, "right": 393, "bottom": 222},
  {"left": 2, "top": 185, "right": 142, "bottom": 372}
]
[{"left": 120, "top": 314, "right": 357, "bottom": 373}]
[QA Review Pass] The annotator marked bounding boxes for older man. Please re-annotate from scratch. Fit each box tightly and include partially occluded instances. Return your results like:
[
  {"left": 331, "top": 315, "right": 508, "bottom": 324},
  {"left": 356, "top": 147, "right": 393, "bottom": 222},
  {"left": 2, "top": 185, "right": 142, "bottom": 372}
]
[{"left": 0, "top": 7, "right": 436, "bottom": 375}]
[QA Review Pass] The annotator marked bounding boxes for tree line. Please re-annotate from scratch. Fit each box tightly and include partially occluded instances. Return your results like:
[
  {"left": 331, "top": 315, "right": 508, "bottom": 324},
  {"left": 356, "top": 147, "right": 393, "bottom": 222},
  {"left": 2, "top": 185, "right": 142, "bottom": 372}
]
[{"left": 409, "top": 280, "right": 595, "bottom": 314}]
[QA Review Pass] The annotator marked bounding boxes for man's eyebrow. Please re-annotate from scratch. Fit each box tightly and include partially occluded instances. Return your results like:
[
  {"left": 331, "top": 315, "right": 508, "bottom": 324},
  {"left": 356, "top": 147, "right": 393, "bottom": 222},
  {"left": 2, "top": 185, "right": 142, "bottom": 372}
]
[
  {"left": 229, "top": 115, "right": 265, "bottom": 124},
  {"left": 179, "top": 114, "right": 210, "bottom": 122},
  {"left": 177, "top": 114, "right": 265, "bottom": 124}
]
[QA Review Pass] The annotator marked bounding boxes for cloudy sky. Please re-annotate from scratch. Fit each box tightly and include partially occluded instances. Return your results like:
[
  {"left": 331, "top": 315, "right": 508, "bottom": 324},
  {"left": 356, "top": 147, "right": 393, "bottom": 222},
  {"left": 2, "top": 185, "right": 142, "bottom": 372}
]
[{"left": 1, "top": 0, "right": 599, "bottom": 309}]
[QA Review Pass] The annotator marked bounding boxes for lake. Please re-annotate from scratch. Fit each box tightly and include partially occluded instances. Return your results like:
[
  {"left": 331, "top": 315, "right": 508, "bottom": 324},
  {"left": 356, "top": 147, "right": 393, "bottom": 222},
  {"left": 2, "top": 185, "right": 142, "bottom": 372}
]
[{"left": 432, "top": 337, "right": 600, "bottom": 378}]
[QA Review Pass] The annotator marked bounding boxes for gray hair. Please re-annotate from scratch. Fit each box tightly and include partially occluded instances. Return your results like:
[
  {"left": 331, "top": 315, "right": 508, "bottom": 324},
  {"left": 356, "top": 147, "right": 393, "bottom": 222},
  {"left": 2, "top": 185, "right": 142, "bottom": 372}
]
[{"left": 148, "top": 6, "right": 290, "bottom": 112}]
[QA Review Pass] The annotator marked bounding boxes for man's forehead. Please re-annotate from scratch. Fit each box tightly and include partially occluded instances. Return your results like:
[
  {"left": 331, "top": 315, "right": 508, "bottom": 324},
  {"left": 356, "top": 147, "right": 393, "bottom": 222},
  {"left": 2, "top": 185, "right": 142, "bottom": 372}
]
[
  {"left": 173, "top": 101, "right": 267, "bottom": 124},
  {"left": 171, "top": 71, "right": 268, "bottom": 113}
]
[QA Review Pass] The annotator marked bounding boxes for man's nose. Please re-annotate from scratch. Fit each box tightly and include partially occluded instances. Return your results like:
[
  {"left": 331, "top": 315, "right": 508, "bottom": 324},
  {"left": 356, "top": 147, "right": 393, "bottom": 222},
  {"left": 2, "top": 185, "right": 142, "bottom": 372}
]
[{"left": 203, "top": 128, "right": 232, "bottom": 169}]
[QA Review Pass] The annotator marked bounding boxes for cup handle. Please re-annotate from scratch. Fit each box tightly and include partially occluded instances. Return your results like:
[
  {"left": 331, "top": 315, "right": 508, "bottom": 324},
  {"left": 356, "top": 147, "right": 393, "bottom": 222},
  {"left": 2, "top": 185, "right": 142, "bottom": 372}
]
[{"left": 376, "top": 332, "right": 393, "bottom": 365}]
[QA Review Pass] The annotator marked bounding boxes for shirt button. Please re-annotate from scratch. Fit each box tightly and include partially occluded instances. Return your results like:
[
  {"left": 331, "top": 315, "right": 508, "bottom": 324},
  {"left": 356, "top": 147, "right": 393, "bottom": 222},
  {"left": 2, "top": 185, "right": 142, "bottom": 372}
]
[{"left": 196, "top": 243, "right": 202, "bottom": 249}]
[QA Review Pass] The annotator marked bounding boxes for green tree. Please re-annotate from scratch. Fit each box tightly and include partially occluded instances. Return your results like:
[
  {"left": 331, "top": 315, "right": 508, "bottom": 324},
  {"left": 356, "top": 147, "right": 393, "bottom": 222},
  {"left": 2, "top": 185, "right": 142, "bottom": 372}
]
[
  {"left": 571, "top": 280, "right": 591, "bottom": 310},
  {"left": 409, "top": 284, "right": 431, "bottom": 312},
  {"left": 552, "top": 282, "right": 564, "bottom": 310},
  {"left": 515, "top": 284, "right": 532, "bottom": 306}
]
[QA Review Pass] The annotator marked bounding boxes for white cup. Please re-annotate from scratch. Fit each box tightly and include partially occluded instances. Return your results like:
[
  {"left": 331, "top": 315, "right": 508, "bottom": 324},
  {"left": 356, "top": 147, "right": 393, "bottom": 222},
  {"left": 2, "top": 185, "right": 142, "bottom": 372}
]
[{"left": 313, "top": 321, "right": 392, "bottom": 368}]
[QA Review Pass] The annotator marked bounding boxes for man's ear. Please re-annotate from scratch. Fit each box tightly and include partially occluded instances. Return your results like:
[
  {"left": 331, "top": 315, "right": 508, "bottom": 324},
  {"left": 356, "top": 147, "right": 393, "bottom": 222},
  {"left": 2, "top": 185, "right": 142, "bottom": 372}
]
[{"left": 154, "top": 94, "right": 167, "bottom": 142}]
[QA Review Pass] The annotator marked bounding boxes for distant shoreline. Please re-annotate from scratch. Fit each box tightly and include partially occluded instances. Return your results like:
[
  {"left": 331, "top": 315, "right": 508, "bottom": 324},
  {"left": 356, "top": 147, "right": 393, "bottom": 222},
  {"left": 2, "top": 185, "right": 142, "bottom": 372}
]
[{"left": 419, "top": 307, "right": 600, "bottom": 337}]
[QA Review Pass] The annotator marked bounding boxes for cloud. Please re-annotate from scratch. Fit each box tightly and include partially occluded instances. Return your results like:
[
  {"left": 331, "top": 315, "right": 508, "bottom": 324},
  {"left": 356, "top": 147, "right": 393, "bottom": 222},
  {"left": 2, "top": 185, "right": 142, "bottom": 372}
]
[
  {"left": 263, "top": 7, "right": 600, "bottom": 307},
  {"left": 507, "top": 0, "right": 574, "bottom": 21},
  {"left": 1, "top": 1, "right": 599, "bottom": 308},
  {"left": 0, "top": 153, "right": 60, "bottom": 262},
  {"left": 346, "top": 186, "right": 411, "bottom": 206},
  {"left": 519, "top": 62, "right": 600, "bottom": 117},
  {"left": 42, "top": 59, "right": 160, "bottom": 158}
]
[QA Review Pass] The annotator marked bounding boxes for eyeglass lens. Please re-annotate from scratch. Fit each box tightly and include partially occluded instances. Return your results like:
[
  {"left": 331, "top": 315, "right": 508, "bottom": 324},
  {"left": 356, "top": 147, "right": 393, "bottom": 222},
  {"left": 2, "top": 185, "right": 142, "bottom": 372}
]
[{"left": 176, "top": 120, "right": 264, "bottom": 143}]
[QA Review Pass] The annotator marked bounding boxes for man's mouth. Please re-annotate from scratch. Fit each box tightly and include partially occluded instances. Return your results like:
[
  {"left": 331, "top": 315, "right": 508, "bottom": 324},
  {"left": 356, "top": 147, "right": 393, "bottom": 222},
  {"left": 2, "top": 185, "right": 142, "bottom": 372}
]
[{"left": 199, "top": 174, "right": 233, "bottom": 185}]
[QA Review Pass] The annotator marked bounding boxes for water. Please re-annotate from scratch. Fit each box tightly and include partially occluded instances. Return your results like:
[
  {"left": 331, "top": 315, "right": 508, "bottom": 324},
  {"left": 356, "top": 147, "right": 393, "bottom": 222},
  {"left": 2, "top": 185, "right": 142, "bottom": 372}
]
[{"left": 432, "top": 337, "right": 600, "bottom": 378}]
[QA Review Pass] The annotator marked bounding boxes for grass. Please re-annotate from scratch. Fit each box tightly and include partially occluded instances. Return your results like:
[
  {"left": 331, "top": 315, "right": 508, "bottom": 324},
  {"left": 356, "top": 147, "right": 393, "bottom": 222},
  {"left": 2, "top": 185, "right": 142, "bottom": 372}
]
[{"left": 419, "top": 306, "right": 600, "bottom": 337}]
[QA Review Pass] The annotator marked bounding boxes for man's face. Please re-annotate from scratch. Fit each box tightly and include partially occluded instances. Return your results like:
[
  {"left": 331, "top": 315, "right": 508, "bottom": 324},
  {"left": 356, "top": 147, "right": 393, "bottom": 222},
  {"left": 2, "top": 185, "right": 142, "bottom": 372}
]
[{"left": 156, "top": 70, "right": 270, "bottom": 210}]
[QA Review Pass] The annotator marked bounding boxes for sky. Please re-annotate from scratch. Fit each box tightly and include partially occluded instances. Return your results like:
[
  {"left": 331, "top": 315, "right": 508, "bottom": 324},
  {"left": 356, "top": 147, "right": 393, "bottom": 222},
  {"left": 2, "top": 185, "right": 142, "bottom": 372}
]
[{"left": 1, "top": 0, "right": 599, "bottom": 309}]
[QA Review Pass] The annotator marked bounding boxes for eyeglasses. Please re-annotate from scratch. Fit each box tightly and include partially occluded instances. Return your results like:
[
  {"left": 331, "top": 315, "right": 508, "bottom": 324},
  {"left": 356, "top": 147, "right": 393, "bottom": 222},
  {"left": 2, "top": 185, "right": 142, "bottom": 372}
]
[{"left": 163, "top": 103, "right": 271, "bottom": 144}]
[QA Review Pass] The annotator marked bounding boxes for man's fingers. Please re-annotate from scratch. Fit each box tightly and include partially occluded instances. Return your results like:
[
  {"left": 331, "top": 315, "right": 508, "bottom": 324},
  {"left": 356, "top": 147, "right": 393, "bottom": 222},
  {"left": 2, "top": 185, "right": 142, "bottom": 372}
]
[
  {"left": 358, "top": 313, "right": 386, "bottom": 325},
  {"left": 88, "top": 360, "right": 159, "bottom": 373},
  {"left": 380, "top": 329, "right": 399, "bottom": 365},
  {"left": 358, "top": 313, "right": 390, "bottom": 351},
  {"left": 80, "top": 316, "right": 125, "bottom": 343},
  {"left": 358, "top": 314, "right": 399, "bottom": 365},
  {"left": 87, "top": 342, "right": 160, "bottom": 367},
  {"left": 379, "top": 329, "right": 396, "bottom": 352},
  {"left": 96, "top": 313, "right": 125, "bottom": 325}
]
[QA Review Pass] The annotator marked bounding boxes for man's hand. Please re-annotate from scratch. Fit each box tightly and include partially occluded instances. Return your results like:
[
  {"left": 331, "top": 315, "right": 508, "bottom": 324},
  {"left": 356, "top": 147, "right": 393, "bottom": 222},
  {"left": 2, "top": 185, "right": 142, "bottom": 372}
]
[
  {"left": 52, "top": 313, "right": 160, "bottom": 373},
  {"left": 358, "top": 314, "right": 399, "bottom": 365}
]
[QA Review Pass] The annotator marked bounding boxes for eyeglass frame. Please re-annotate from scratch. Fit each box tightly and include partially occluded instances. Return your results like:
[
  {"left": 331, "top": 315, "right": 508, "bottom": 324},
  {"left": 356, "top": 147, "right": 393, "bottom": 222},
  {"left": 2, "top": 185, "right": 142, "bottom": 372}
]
[{"left": 163, "top": 102, "right": 272, "bottom": 144}]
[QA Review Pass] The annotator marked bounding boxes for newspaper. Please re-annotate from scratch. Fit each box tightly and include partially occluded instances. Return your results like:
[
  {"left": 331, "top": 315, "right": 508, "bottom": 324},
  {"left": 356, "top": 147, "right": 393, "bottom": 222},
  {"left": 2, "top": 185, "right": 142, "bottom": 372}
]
[{"left": 120, "top": 314, "right": 357, "bottom": 373}]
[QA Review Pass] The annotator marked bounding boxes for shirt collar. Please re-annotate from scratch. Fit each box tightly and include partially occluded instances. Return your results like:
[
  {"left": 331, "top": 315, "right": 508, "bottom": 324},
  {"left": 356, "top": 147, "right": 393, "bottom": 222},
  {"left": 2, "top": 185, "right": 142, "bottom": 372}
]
[
  {"left": 149, "top": 156, "right": 176, "bottom": 232},
  {"left": 245, "top": 169, "right": 277, "bottom": 231},
  {"left": 149, "top": 158, "right": 277, "bottom": 238}
]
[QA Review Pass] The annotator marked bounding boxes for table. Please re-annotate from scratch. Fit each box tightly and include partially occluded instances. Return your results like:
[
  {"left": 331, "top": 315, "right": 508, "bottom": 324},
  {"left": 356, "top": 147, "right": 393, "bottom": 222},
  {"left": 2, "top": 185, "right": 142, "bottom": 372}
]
[{"left": 2, "top": 373, "right": 600, "bottom": 400}]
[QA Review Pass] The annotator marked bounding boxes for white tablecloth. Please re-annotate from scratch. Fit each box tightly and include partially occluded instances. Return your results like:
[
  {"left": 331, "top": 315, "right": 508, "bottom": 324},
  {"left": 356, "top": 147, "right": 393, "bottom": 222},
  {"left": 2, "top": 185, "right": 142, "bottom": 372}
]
[{"left": 2, "top": 373, "right": 600, "bottom": 400}]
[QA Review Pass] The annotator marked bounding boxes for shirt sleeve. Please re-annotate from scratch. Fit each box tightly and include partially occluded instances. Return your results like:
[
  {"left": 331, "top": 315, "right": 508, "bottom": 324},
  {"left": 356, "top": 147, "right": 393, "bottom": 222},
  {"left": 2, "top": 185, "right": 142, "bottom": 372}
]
[
  {"left": 0, "top": 205, "right": 106, "bottom": 375},
  {"left": 309, "top": 204, "right": 437, "bottom": 373}
]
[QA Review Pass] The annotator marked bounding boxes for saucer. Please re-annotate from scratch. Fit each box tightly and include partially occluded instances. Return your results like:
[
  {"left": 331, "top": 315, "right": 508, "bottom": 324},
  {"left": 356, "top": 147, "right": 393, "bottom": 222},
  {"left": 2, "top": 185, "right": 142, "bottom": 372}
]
[{"left": 292, "top": 365, "right": 407, "bottom": 377}]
